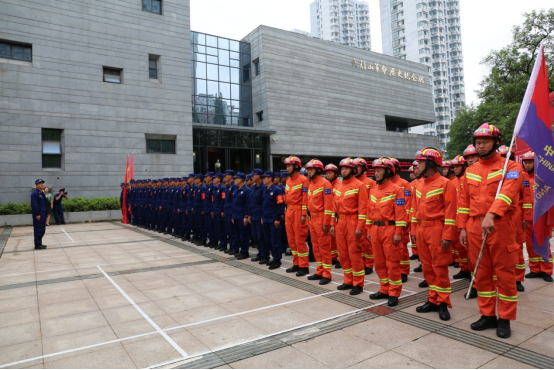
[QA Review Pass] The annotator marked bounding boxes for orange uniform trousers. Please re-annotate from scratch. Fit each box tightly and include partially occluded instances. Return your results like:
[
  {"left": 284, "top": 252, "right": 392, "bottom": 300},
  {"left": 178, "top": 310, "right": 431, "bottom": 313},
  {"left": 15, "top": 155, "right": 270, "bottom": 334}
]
[
  {"left": 513, "top": 208, "right": 527, "bottom": 282},
  {"left": 309, "top": 213, "right": 333, "bottom": 279},
  {"left": 336, "top": 217, "right": 365, "bottom": 287},
  {"left": 417, "top": 222, "right": 452, "bottom": 307},
  {"left": 400, "top": 232, "right": 410, "bottom": 274},
  {"left": 359, "top": 231, "right": 374, "bottom": 268},
  {"left": 467, "top": 217, "right": 518, "bottom": 320},
  {"left": 331, "top": 235, "right": 339, "bottom": 262},
  {"left": 285, "top": 207, "right": 309, "bottom": 268},
  {"left": 372, "top": 224, "right": 403, "bottom": 297},
  {"left": 525, "top": 223, "right": 553, "bottom": 275}
]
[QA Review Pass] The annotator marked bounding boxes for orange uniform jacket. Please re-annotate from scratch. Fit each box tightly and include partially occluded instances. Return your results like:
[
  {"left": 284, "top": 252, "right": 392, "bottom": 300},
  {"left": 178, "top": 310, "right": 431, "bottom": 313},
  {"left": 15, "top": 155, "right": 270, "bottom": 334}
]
[
  {"left": 285, "top": 173, "right": 309, "bottom": 215},
  {"left": 457, "top": 154, "right": 523, "bottom": 229},
  {"left": 308, "top": 176, "right": 334, "bottom": 225},
  {"left": 357, "top": 174, "right": 376, "bottom": 199},
  {"left": 366, "top": 181, "right": 408, "bottom": 234},
  {"left": 392, "top": 176, "right": 413, "bottom": 220},
  {"left": 332, "top": 177, "right": 368, "bottom": 230},
  {"left": 411, "top": 172, "right": 458, "bottom": 241}
]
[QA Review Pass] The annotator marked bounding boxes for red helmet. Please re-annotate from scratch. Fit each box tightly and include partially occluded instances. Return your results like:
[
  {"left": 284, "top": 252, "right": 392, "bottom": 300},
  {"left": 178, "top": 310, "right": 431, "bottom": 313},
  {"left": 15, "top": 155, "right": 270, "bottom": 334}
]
[
  {"left": 450, "top": 155, "right": 466, "bottom": 166},
  {"left": 497, "top": 145, "right": 508, "bottom": 157},
  {"left": 415, "top": 148, "right": 443, "bottom": 166},
  {"left": 284, "top": 156, "right": 302, "bottom": 167},
  {"left": 325, "top": 163, "right": 339, "bottom": 173},
  {"left": 389, "top": 158, "right": 400, "bottom": 166},
  {"left": 305, "top": 159, "right": 324, "bottom": 171},
  {"left": 463, "top": 144, "right": 478, "bottom": 158},
  {"left": 441, "top": 160, "right": 451, "bottom": 168},
  {"left": 412, "top": 160, "right": 419, "bottom": 166},
  {"left": 353, "top": 158, "right": 368, "bottom": 171},
  {"left": 522, "top": 151, "right": 535, "bottom": 161},
  {"left": 408, "top": 166, "right": 414, "bottom": 172},
  {"left": 372, "top": 157, "right": 396, "bottom": 174},
  {"left": 473, "top": 123, "right": 501, "bottom": 144},
  {"left": 339, "top": 157, "right": 356, "bottom": 170}
]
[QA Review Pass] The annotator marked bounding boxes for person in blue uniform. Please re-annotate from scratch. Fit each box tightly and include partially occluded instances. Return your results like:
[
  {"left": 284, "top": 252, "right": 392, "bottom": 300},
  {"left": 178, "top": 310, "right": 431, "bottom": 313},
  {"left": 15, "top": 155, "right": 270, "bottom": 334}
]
[
  {"left": 232, "top": 173, "right": 251, "bottom": 259},
  {"left": 185, "top": 174, "right": 196, "bottom": 240},
  {"left": 262, "top": 172, "right": 285, "bottom": 269},
  {"left": 249, "top": 169, "right": 268, "bottom": 263},
  {"left": 211, "top": 173, "right": 226, "bottom": 249},
  {"left": 31, "top": 179, "right": 48, "bottom": 250},
  {"left": 193, "top": 174, "right": 207, "bottom": 245},
  {"left": 222, "top": 170, "right": 237, "bottom": 254},
  {"left": 203, "top": 172, "right": 215, "bottom": 247},
  {"left": 120, "top": 182, "right": 126, "bottom": 218}
]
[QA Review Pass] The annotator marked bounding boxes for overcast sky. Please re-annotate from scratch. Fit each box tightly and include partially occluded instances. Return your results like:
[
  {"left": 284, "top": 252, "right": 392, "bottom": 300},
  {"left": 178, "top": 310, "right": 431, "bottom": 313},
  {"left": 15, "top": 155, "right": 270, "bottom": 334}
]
[{"left": 190, "top": 0, "right": 552, "bottom": 106}]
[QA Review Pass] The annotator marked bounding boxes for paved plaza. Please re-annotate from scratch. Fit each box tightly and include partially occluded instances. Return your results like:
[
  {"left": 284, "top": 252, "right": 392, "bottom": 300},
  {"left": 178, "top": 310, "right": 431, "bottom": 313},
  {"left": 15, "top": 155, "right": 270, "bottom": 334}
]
[{"left": 0, "top": 222, "right": 553, "bottom": 369}]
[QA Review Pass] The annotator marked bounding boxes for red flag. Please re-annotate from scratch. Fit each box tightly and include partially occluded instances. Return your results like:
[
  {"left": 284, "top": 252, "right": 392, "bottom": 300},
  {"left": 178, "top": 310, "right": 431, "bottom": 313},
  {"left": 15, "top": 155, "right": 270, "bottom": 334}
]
[{"left": 122, "top": 155, "right": 129, "bottom": 224}]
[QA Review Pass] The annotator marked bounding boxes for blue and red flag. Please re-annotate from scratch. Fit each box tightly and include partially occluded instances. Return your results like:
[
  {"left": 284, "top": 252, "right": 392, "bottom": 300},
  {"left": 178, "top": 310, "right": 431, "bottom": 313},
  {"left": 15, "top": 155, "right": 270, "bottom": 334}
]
[{"left": 514, "top": 42, "right": 554, "bottom": 263}]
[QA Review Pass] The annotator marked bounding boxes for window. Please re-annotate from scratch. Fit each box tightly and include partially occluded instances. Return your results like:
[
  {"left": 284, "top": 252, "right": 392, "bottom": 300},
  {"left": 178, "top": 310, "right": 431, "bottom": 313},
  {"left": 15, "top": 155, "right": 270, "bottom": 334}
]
[
  {"left": 149, "top": 55, "right": 159, "bottom": 79},
  {"left": 146, "top": 139, "right": 175, "bottom": 154},
  {"left": 253, "top": 59, "right": 260, "bottom": 76},
  {"left": 142, "top": 0, "right": 161, "bottom": 14},
  {"left": 0, "top": 41, "right": 32, "bottom": 61},
  {"left": 103, "top": 67, "right": 122, "bottom": 83},
  {"left": 42, "top": 129, "right": 62, "bottom": 169},
  {"left": 256, "top": 111, "right": 264, "bottom": 122}
]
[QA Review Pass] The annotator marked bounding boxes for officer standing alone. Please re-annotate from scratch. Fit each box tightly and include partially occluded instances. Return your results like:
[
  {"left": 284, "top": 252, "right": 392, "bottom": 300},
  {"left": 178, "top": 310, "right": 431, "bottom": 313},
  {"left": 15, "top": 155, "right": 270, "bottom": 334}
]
[{"left": 31, "top": 179, "right": 48, "bottom": 250}]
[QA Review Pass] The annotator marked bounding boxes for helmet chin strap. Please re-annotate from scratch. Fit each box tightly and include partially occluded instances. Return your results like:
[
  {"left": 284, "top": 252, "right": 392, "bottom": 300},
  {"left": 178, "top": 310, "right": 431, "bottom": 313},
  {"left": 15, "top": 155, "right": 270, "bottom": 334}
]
[{"left": 419, "top": 159, "right": 432, "bottom": 177}]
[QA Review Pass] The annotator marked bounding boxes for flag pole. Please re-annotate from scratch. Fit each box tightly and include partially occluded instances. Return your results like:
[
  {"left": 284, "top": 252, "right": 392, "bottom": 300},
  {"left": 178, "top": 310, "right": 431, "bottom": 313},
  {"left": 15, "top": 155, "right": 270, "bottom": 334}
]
[{"left": 465, "top": 133, "right": 516, "bottom": 299}]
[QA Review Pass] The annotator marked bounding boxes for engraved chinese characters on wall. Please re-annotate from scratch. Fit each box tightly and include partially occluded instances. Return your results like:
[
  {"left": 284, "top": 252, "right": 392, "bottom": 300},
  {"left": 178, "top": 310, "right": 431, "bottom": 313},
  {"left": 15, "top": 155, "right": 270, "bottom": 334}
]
[{"left": 351, "top": 58, "right": 426, "bottom": 84}]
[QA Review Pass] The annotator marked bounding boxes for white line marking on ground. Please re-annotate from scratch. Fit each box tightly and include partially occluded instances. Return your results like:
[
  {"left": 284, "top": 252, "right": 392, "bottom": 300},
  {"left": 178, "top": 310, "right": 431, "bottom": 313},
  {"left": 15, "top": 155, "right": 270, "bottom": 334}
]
[
  {"left": 277, "top": 266, "right": 376, "bottom": 294},
  {"left": 96, "top": 265, "right": 189, "bottom": 358},
  {"left": 61, "top": 228, "right": 75, "bottom": 242}
]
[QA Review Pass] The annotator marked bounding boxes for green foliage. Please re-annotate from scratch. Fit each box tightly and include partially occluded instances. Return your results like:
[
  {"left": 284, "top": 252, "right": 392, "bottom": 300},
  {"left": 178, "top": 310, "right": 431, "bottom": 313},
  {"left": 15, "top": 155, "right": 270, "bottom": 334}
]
[
  {"left": 448, "top": 9, "right": 554, "bottom": 156},
  {"left": 0, "top": 197, "right": 120, "bottom": 215}
]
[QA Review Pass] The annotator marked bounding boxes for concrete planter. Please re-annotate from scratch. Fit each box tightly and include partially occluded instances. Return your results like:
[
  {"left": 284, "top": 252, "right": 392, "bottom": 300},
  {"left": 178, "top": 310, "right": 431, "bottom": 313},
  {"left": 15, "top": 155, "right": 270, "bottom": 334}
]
[{"left": 0, "top": 210, "right": 123, "bottom": 226}]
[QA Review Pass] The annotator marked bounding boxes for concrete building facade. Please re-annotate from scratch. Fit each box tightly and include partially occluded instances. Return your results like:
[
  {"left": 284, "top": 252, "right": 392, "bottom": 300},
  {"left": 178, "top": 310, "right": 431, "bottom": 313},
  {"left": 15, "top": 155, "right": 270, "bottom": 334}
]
[{"left": 0, "top": 0, "right": 438, "bottom": 204}]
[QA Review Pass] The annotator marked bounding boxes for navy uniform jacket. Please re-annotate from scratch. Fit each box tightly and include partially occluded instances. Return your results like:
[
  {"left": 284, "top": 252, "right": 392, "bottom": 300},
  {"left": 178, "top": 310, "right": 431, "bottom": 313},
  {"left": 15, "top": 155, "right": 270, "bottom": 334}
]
[
  {"left": 232, "top": 185, "right": 251, "bottom": 219},
  {"left": 146, "top": 186, "right": 153, "bottom": 206},
  {"left": 248, "top": 183, "right": 265, "bottom": 221},
  {"left": 178, "top": 186, "right": 186, "bottom": 212},
  {"left": 223, "top": 183, "right": 236, "bottom": 216},
  {"left": 120, "top": 190, "right": 124, "bottom": 207},
  {"left": 31, "top": 189, "right": 47, "bottom": 217},
  {"left": 156, "top": 187, "right": 164, "bottom": 209},
  {"left": 262, "top": 184, "right": 285, "bottom": 223},
  {"left": 186, "top": 184, "right": 195, "bottom": 211},
  {"left": 212, "top": 183, "right": 226, "bottom": 215},
  {"left": 167, "top": 186, "right": 175, "bottom": 211},
  {"left": 203, "top": 183, "right": 214, "bottom": 213},
  {"left": 193, "top": 184, "right": 205, "bottom": 211}
]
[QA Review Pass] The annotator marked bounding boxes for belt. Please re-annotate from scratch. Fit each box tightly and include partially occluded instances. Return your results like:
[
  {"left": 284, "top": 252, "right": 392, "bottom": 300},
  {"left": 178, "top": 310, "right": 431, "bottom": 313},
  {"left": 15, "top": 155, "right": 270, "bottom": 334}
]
[
  {"left": 374, "top": 221, "right": 396, "bottom": 226},
  {"left": 310, "top": 212, "right": 324, "bottom": 218},
  {"left": 338, "top": 214, "right": 358, "bottom": 220},
  {"left": 420, "top": 220, "right": 444, "bottom": 227},
  {"left": 288, "top": 205, "right": 303, "bottom": 210},
  {"left": 471, "top": 212, "right": 513, "bottom": 222}
]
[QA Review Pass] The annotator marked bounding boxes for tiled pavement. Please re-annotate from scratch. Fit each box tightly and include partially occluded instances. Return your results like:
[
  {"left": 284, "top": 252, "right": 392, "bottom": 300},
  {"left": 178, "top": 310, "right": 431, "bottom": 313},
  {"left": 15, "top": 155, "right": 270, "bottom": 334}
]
[{"left": 0, "top": 222, "right": 553, "bottom": 369}]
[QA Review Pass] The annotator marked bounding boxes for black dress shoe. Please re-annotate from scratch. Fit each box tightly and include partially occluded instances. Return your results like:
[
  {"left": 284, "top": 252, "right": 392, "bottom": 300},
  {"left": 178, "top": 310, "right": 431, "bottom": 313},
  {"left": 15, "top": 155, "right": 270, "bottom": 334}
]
[
  {"left": 388, "top": 296, "right": 399, "bottom": 307},
  {"left": 319, "top": 277, "right": 331, "bottom": 285},
  {"left": 542, "top": 272, "right": 554, "bottom": 282},
  {"left": 465, "top": 287, "right": 477, "bottom": 299},
  {"left": 409, "top": 254, "right": 419, "bottom": 260},
  {"left": 266, "top": 259, "right": 273, "bottom": 265},
  {"left": 416, "top": 301, "right": 439, "bottom": 313},
  {"left": 335, "top": 261, "right": 342, "bottom": 269},
  {"left": 41, "top": 244, "right": 47, "bottom": 248},
  {"left": 259, "top": 258, "right": 269, "bottom": 265},
  {"left": 497, "top": 319, "right": 511, "bottom": 338},
  {"left": 251, "top": 256, "right": 261, "bottom": 262},
  {"left": 516, "top": 281, "right": 525, "bottom": 292},
  {"left": 336, "top": 283, "right": 353, "bottom": 291},
  {"left": 454, "top": 262, "right": 459, "bottom": 268},
  {"left": 296, "top": 267, "right": 309, "bottom": 277},
  {"left": 364, "top": 267, "right": 373, "bottom": 275},
  {"left": 34, "top": 245, "right": 47, "bottom": 250},
  {"left": 369, "top": 291, "right": 389, "bottom": 300},
  {"left": 307, "top": 274, "right": 323, "bottom": 280},
  {"left": 268, "top": 260, "right": 281, "bottom": 270},
  {"left": 453, "top": 270, "right": 471, "bottom": 280},
  {"left": 419, "top": 280, "right": 429, "bottom": 288},
  {"left": 438, "top": 303, "right": 450, "bottom": 321},
  {"left": 525, "top": 272, "right": 541, "bottom": 279},
  {"left": 401, "top": 274, "right": 408, "bottom": 283},
  {"left": 471, "top": 315, "right": 498, "bottom": 331},
  {"left": 236, "top": 253, "right": 249, "bottom": 260},
  {"left": 350, "top": 286, "right": 363, "bottom": 295},
  {"left": 286, "top": 265, "right": 300, "bottom": 273},
  {"left": 414, "top": 264, "right": 423, "bottom": 273}
]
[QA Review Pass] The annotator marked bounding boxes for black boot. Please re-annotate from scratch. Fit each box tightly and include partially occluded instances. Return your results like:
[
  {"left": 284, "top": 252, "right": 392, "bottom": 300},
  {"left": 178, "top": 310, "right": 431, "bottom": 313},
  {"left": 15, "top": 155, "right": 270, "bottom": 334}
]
[
  {"left": 259, "top": 258, "right": 269, "bottom": 265},
  {"left": 350, "top": 286, "right": 363, "bottom": 295},
  {"left": 369, "top": 291, "right": 389, "bottom": 300},
  {"left": 438, "top": 303, "right": 450, "bottom": 321},
  {"left": 268, "top": 260, "right": 281, "bottom": 270},
  {"left": 364, "top": 267, "right": 373, "bottom": 275},
  {"left": 497, "top": 319, "right": 511, "bottom": 338},
  {"left": 336, "top": 283, "right": 353, "bottom": 291},
  {"left": 307, "top": 274, "right": 323, "bottom": 280},
  {"left": 401, "top": 274, "right": 408, "bottom": 283},
  {"left": 453, "top": 270, "right": 471, "bottom": 280},
  {"left": 335, "top": 261, "right": 342, "bottom": 269},
  {"left": 296, "top": 267, "right": 309, "bottom": 277},
  {"left": 516, "top": 281, "right": 525, "bottom": 292},
  {"left": 471, "top": 315, "right": 498, "bottom": 331},
  {"left": 409, "top": 254, "right": 419, "bottom": 260},
  {"left": 388, "top": 296, "right": 398, "bottom": 307},
  {"left": 414, "top": 264, "right": 423, "bottom": 273},
  {"left": 251, "top": 256, "right": 262, "bottom": 262},
  {"left": 542, "top": 272, "right": 554, "bottom": 282},
  {"left": 286, "top": 265, "right": 300, "bottom": 273},
  {"left": 465, "top": 287, "right": 477, "bottom": 299},
  {"left": 416, "top": 301, "right": 438, "bottom": 313},
  {"left": 419, "top": 280, "right": 428, "bottom": 288},
  {"left": 319, "top": 277, "right": 331, "bottom": 285},
  {"left": 236, "top": 253, "right": 249, "bottom": 260},
  {"left": 525, "top": 271, "right": 541, "bottom": 279}
]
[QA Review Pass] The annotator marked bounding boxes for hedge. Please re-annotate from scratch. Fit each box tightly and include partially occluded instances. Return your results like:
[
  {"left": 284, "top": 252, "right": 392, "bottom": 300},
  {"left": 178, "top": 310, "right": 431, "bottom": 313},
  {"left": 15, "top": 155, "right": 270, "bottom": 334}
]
[{"left": 0, "top": 197, "right": 121, "bottom": 215}]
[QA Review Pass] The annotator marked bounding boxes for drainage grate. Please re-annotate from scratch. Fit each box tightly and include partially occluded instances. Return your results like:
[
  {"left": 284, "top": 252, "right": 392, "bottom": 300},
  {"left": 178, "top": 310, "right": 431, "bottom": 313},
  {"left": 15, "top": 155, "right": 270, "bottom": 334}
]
[
  {"left": 387, "top": 311, "right": 447, "bottom": 332},
  {"left": 0, "top": 226, "right": 12, "bottom": 259},
  {"left": 437, "top": 326, "right": 512, "bottom": 355},
  {"left": 504, "top": 347, "right": 554, "bottom": 369}
]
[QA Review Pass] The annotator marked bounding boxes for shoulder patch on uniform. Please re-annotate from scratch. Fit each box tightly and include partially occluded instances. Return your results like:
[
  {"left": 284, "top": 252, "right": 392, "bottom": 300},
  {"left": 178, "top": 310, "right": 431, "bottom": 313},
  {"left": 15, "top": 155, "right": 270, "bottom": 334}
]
[
  {"left": 396, "top": 198, "right": 405, "bottom": 206},
  {"left": 404, "top": 190, "right": 411, "bottom": 197},
  {"left": 523, "top": 180, "right": 530, "bottom": 187},
  {"left": 506, "top": 171, "right": 519, "bottom": 179},
  {"left": 302, "top": 187, "right": 308, "bottom": 193},
  {"left": 324, "top": 188, "right": 332, "bottom": 195}
]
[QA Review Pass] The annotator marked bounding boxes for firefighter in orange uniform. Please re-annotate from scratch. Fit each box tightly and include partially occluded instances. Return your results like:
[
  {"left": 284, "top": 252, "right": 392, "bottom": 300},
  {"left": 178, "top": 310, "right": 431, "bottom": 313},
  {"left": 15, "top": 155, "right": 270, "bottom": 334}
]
[
  {"left": 521, "top": 151, "right": 553, "bottom": 282},
  {"left": 450, "top": 155, "right": 471, "bottom": 281},
  {"left": 330, "top": 158, "right": 368, "bottom": 295},
  {"left": 366, "top": 158, "right": 408, "bottom": 307},
  {"left": 325, "top": 163, "right": 341, "bottom": 268},
  {"left": 463, "top": 144, "right": 480, "bottom": 167},
  {"left": 284, "top": 156, "right": 310, "bottom": 276},
  {"left": 410, "top": 161, "right": 422, "bottom": 267},
  {"left": 389, "top": 158, "right": 412, "bottom": 282},
  {"left": 458, "top": 124, "right": 523, "bottom": 338},
  {"left": 354, "top": 158, "right": 376, "bottom": 275},
  {"left": 411, "top": 148, "right": 457, "bottom": 321},
  {"left": 305, "top": 159, "right": 334, "bottom": 285}
]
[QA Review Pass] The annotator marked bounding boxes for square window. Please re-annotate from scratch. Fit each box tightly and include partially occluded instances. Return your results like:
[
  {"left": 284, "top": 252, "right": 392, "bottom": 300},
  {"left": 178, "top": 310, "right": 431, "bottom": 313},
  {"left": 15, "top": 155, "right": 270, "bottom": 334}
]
[
  {"left": 143, "top": 0, "right": 162, "bottom": 14},
  {"left": 103, "top": 67, "right": 122, "bottom": 83}
]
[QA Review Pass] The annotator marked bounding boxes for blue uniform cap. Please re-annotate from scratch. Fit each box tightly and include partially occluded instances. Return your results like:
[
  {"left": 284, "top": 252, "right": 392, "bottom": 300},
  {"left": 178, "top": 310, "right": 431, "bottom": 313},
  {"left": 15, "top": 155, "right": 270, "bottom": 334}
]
[
  {"left": 246, "top": 174, "right": 252, "bottom": 180},
  {"left": 234, "top": 173, "right": 246, "bottom": 180},
  {"left": 189, "top": 173, "right": 195, "bottom": 178},
  {"left": 215, "top": 172, "right": 223, "bottom": 178},
  {"left": 205, "top": 172, "right": 214, "bottom": 177},
  {"left": 162, "top": 178, "right": 168, "bottom": 181},
  {"left": 262, "top": 171, "right": 274, "bottom": 178},
  {"left": 195, "top": 173, "right": 204, "bottom": 179},
  {"left": 224, "top": 169, "right": 236, "bottom": 176},
  {"left": 35, "top": 179, "right": 45, "bottom": 185},
  {"left": 120, "top": 182, "right": 126, "bottom": 186},
  {"left": 274, "top": 172, "right": 281, "bottom": 179},
  {"left": 252, "top": 168, "right": 263, "bottom": 176},
  {"left": 169, "top": 178, "right": 175, "bottom": 181}
]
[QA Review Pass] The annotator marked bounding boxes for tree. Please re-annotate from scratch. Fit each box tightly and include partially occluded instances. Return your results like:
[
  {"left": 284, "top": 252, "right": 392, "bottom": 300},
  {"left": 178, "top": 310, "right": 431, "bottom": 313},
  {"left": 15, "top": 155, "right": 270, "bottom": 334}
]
[{"left": 448, "top": 9, "right": 554, "bottom": 156}]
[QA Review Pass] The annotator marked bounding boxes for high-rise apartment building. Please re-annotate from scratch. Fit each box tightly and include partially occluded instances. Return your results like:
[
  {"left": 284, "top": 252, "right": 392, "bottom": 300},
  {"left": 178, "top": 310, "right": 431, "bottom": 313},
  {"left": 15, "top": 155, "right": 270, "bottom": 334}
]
[
  {"left": 380, "top": 0, "right": 465, "bottom": 153},
  {"left": 310, "top": 0, "right": 371, "bottom": 50}
]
